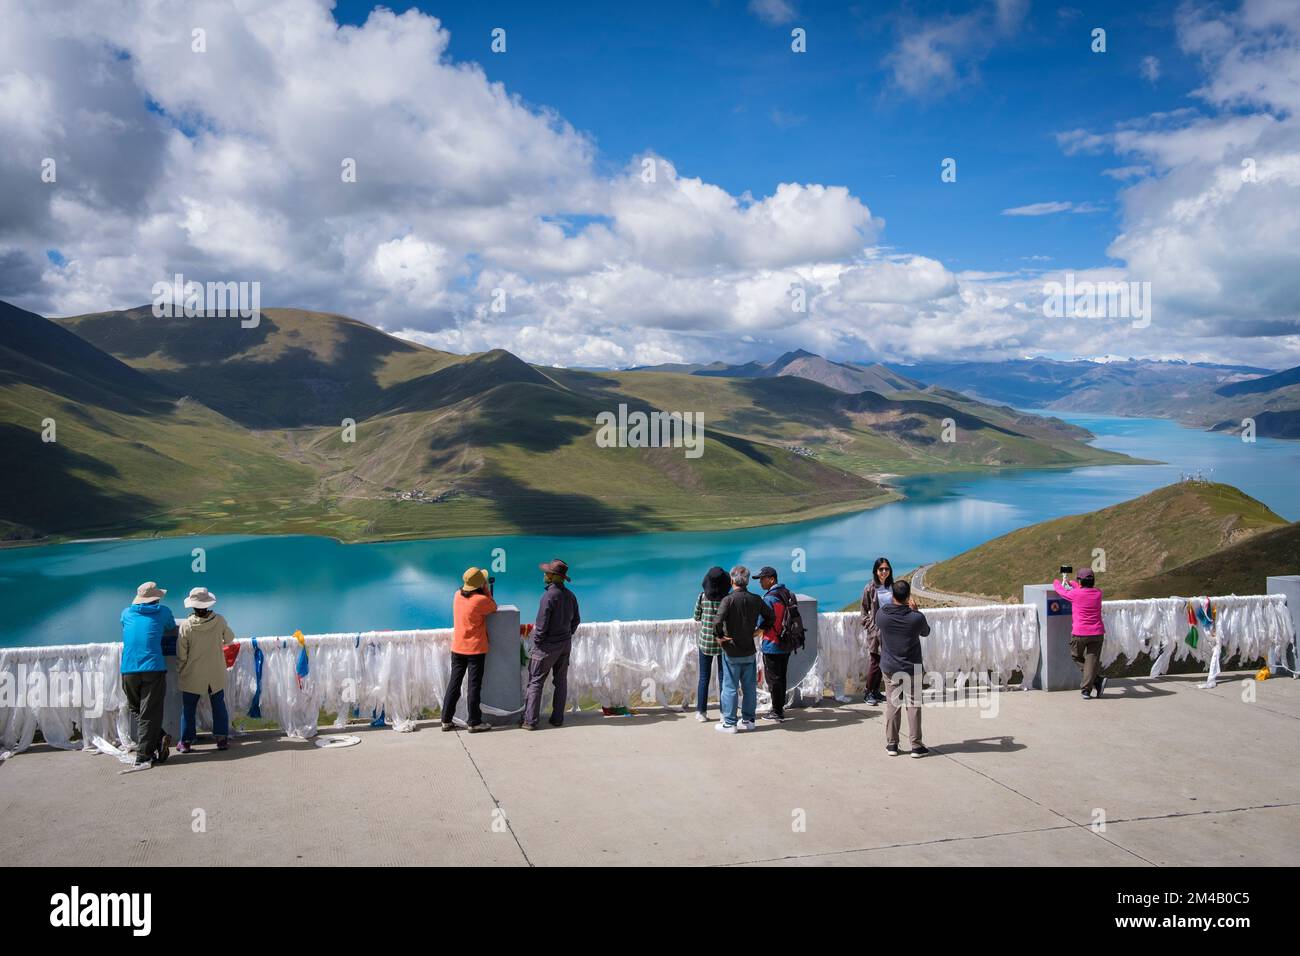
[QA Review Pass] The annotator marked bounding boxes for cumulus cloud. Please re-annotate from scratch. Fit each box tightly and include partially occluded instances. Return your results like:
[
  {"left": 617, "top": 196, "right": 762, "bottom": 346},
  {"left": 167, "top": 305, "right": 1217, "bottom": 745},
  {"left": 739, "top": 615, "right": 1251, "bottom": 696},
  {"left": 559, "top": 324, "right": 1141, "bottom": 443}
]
[{"left": 0, "top": 0, "right": 1298, "bottom": 371}]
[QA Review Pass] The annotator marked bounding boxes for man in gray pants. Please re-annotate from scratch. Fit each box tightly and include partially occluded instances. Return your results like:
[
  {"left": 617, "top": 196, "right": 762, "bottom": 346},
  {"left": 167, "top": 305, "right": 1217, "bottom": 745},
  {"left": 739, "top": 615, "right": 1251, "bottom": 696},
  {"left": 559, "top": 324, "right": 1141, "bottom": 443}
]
[
  {"left": 523, "top": 559, "right": 581, "bottom": 730},
  {"left": 877, "top": 579, "right": 931, "bottom": 758}
]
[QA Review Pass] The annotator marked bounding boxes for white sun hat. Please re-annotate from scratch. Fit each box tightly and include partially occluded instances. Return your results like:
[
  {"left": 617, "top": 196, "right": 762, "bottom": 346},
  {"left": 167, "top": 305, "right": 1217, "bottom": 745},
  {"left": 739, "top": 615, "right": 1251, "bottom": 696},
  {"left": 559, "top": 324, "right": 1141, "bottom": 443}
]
[
  {"left": 183, "top": 586, "right": 217, "bottom": 609},
  {"left": 134, "top": 581, "right": 166, "bottom": 603}
]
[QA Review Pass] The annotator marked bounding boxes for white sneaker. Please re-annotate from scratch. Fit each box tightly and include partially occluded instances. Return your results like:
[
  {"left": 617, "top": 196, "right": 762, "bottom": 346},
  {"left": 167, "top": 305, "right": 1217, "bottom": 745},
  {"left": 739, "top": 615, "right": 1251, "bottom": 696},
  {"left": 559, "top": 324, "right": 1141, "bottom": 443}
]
[
  {"left": 715, "top": 722, "right": 737, "bottom": 734},
  {"left": 740, "top": 720, "right": 755, "bottom": 731},
  {"left": 694, "top": 712, "right": 708, "bottom": 723}
]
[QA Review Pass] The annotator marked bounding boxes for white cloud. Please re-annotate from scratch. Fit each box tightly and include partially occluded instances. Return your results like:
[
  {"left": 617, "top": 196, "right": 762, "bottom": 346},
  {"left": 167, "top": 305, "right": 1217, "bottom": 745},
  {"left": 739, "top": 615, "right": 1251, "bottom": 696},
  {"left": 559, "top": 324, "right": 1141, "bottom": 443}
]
[
  {"left": 1141, "top": 55, "right": 1162, "bottom": 83},
  {"left": 1002, "top": 201, "right": 1103, "bottom": 216},
  {"left": 883, "top": 0, "right": 1029, "bottom": 97},
  {"left": 748, "top": 0, "right": 799, "bottom": 27},
  {"left": 0, "top": 0, "right": 1297, "bottom": 373}
]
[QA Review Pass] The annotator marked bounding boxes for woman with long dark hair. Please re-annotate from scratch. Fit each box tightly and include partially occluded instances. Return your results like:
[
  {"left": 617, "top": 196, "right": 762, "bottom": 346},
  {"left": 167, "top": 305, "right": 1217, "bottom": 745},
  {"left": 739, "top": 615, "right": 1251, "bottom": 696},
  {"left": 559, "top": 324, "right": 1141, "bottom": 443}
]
[
  {"left": 859, "top": 557, "right": 894, "bottom": 705},
  {"left": 692, "top": 566, "right": 731, "bottom": 722}
]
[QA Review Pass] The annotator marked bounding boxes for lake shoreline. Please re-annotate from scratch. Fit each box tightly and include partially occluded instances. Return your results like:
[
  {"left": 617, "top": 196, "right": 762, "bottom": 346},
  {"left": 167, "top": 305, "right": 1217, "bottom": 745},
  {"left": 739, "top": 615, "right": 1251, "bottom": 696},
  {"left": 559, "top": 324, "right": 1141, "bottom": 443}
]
[{"left": 0, "top": 450, "right": 1154, "bottom": 552}]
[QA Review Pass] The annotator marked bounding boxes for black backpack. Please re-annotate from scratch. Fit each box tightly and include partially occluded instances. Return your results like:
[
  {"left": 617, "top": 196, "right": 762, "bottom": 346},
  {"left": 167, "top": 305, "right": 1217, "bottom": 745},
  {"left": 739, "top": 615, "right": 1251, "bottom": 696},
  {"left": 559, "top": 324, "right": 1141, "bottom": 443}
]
[{"left": 774, "top": 586, "right": 806, "bottom": 652}]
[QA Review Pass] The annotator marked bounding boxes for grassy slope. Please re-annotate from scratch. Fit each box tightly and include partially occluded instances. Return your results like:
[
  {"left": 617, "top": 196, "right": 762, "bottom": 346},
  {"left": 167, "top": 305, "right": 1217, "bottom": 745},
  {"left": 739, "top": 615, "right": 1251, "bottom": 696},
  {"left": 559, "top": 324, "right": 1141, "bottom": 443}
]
[
  {"left": 10, "top": 305, "right": 893, "bottom": 541},
  {"left": 924, "top": 482, "right": 1289, "bottom": 601},
  {"left": 548, "top": 367, "right": 1136, "bottom": 478},
  {"left": 1124, "top": 521, "right": 1300, "bottom": 598},
  {"left": 10, "top": 303, "right": 1142, "bottom": 544}
]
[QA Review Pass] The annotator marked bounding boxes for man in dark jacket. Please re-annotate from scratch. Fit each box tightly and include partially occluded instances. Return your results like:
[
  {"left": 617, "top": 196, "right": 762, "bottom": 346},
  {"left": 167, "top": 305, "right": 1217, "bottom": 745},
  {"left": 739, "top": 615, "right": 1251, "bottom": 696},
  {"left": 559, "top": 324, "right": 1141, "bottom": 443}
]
[
  {"left": 878, "top": 579, "right": 930, "bottom": 758},
  {"left": 712, "top": 565, "right": 773, "bottom": 733},
  {"left": 523, "top": 559, "right": 581, "bottom": 730},
  {"left": 756, "top": 566, "right": 793, "bottom": 722}
]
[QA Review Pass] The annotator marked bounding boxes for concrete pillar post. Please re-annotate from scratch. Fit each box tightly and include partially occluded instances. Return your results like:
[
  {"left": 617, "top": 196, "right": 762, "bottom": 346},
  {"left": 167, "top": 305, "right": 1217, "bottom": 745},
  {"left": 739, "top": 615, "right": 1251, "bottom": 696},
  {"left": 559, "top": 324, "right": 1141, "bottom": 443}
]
[
  {"left": 787, "top": 594, "right": 819, "bottom": 708},
  {"left": 1265, "top": 576, "right": 1300, "bottom": 677},
  {"left": 453, "top": 604, "right": 523, "bottom": 726},
  {"left": 1024, "top": 583, "right": 1078, "bottom": 691}
]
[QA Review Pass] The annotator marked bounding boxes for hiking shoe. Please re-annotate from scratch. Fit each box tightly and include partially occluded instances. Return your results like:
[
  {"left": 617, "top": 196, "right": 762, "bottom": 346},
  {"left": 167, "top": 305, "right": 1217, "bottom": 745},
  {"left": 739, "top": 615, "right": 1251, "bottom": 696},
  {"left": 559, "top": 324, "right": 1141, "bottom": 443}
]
[
  {"left": 522, "top": 723, "right": 537, "bottom": 731},
  {"left": 740, "top": 720, "right": 755, "bottom": 731},
  {"left": 155, "top": 734, "right": 171, "bottom": 764},
  {"left": 548, "top": 719, "right": 564, "bottom": 729},
  {"left": 886, "top": 743, "right": 900, "bottom": 756},
  {"left": 176, "top": 741, "right": 193, "bottom": 754},
  {"left": 694, "top": 712, "right": 708, "bottom": 723},
  {"left": 715, "top": 722, "right": 738, "bottom": 734},
  {"left": 468, "top": 723, "right": 492, "bottom": 733},
  {"left": 910, "top": 745, "right": 930, "bottom": 759},
  {"left": 760, "top": 711, "right": 786, "bottom": 722},
  {"left": 441, "top": 722, "right": 456, "bottom": 732},
  {"left": 866, "top": 693, "right": 886, "bottom": 706},
  {"left": 215, "top": 738, "right": 229, "bottom": 751},
  {"left": 1094, "top": 677, "right": 1107, "bottom": 698},
  {"left": 1081, "top": 688, "right": 1093, "bottom": 699}
]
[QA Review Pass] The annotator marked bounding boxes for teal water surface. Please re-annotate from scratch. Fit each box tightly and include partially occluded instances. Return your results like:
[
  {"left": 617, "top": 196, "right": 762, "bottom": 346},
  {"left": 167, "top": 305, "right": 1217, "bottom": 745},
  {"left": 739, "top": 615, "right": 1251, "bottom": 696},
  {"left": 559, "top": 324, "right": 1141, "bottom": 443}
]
[{"left": 2, "top": 413, "right": 1298, "bottom": 648}]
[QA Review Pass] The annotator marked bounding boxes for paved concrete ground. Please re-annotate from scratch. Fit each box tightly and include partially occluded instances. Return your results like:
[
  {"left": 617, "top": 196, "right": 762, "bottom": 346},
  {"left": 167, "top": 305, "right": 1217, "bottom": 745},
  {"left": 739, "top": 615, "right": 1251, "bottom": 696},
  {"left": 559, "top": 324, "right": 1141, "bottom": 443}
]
[{"left": 2, "top": 671, "right": 1298, "bottom": 866}]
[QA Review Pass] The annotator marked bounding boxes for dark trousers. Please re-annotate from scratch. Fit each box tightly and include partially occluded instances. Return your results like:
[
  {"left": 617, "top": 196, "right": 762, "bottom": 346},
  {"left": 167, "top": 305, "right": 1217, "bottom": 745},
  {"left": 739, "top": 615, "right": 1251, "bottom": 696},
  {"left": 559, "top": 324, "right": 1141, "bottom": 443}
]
[
  {"left": 763, "top": 651, "right": 791, "bottom": 716},
  {"left": 524, "top": 643, "right": 570, "bottom": 727},
  {"left": 1070, "top": 636, "right": 1104, "bottom": 691},
  {"left": 122, "top": 671, "right": 167, "bottom": 760},
  {"left": 180, "top": 688, "right": 230, "bottom": 743},
  {"left": 444, "top": 651, "right": 487, "bottom": 726},
  {"left": 864, "top": 643, "right": 883, "bottom": 697},
  {"left": 696, "top": 650, "right": 722, "bottom": 714}
]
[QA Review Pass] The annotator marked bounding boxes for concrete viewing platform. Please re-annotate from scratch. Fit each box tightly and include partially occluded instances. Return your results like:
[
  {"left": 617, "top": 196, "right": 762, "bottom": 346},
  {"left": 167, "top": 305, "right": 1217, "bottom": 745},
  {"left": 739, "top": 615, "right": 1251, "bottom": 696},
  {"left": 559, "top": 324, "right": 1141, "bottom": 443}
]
[{"left": 2, "top": 669, "right": 1298, "bottom": 867}]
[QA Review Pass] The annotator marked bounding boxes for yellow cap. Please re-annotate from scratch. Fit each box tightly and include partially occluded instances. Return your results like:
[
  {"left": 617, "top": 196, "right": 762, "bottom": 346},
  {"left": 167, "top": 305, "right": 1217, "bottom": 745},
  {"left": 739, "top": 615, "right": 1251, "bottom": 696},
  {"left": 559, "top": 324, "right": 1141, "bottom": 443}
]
[{"left": 462, "top": 567, "right": 488, "bottom": 590}]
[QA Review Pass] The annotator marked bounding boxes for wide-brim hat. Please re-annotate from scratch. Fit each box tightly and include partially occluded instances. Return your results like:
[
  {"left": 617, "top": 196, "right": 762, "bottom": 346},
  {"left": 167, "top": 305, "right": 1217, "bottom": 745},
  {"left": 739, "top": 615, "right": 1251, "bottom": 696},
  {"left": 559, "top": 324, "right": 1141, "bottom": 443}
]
[
  {"left": 462, "top": 567, "right": 488, "bottom": 590},
  {"left": 134, "top": 581, "right": 166, "bottom": 603},
  {"left": 184, "top": 586, "right": 217, "bottom": 609},
  {"left": 539, "top": 558, "right": 571, "bottom": 581}
]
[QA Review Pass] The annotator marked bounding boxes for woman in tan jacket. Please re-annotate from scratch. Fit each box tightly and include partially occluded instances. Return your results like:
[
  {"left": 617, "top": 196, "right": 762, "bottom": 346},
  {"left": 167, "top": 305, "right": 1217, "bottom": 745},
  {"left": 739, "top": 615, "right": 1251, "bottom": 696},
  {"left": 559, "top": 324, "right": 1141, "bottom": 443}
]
[{"left": 176, "top": 587, "right": 235, "bottom": 753}]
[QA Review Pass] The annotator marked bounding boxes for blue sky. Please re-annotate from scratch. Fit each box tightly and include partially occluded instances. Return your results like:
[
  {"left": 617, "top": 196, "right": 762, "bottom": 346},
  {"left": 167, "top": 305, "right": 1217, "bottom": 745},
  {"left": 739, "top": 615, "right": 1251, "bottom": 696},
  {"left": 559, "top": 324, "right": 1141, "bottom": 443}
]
[
  {"left": 5, "top": 0, "right": 1298, "bottom": 368},
  {"left": 334, "top": 0, "right": 1190, "bottom": 272}
]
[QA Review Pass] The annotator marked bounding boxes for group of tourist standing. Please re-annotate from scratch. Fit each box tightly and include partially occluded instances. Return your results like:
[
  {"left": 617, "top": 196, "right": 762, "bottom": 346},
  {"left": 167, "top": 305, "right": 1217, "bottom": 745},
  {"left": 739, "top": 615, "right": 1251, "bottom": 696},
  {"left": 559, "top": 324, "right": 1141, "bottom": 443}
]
[
  {"left": 118, "top": 553, "right": 1108, "bottom": 768},
  {"left": 689, "top": 557, "right": 930, "bottom": 756},
  {"left": 442, "top": 557, "right": 581, "bottom": 733},
  {"left": 119, "top": 582, "right": 236, "bottom": 769}
]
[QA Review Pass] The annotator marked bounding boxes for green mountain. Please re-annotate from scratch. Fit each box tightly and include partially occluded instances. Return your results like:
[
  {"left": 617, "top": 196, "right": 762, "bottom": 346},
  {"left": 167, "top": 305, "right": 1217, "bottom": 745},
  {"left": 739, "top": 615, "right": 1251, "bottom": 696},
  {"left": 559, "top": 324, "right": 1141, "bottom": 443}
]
[
  {"left": 549, "top": 365, "right": 1136, "bottom": 479},
  {"left": 0, "top": 300, "right": 1146, "bottom": 543},
  {"left": 924, "top": 482, "right": 1292, "bottom": 602},
  {"left": 0, "top": 301, "right": 319, "bottom": 541},
  {"left": 4, "top": 301, "right": 896, "bottom": 542}
]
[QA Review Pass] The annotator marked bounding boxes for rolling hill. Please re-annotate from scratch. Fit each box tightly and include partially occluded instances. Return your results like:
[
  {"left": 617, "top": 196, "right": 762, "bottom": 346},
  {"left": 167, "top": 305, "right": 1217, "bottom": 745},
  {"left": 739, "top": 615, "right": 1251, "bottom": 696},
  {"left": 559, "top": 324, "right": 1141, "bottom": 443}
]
[
  {"left": 2, "top": 300, "right": 1154, "bottom": 544},
  {"left": 549, "top": 364, "right": 1136, "bottom": 478},
  {"left": 923, "top": 482, "right": 1293, "bottom": 602},
  {"left": 5, "top": 301, "right": 898, "bottom": 541}
]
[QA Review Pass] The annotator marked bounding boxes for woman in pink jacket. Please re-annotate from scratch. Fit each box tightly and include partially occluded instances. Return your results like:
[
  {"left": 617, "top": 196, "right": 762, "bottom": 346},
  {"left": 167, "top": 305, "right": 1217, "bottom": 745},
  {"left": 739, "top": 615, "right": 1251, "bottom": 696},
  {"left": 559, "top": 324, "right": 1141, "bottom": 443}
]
[{"left": 1053, "top": 567, "right": 1107, "bottom": 698}]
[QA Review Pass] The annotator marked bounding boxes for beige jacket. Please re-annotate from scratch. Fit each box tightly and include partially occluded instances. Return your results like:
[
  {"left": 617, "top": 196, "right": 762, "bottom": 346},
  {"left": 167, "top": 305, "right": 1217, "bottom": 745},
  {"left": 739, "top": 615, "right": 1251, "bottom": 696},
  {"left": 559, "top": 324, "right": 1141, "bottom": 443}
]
[{"left": 177, "top": 611, "right": 235, "bottom": 695}]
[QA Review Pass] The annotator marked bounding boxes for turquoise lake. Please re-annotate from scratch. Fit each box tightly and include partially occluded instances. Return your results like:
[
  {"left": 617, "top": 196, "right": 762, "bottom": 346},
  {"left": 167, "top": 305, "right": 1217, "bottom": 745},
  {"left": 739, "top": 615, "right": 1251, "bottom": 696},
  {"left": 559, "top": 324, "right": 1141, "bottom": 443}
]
[{"left": 3, "top": 412, "right": 1298, "bottom": 648}]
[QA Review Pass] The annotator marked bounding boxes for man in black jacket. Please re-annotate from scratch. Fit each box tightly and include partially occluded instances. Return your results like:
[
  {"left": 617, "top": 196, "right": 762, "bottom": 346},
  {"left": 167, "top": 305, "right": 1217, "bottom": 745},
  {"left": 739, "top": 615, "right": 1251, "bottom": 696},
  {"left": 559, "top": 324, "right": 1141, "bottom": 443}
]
[
  {"left": 878, "top": 579, "right": 930, "bottom": 757},
  {"left": 524, "top": 558, "right": 581, "bottom": 730},
  {"left": 712, "top": 566, "right": 772, "bottom": 733}
]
